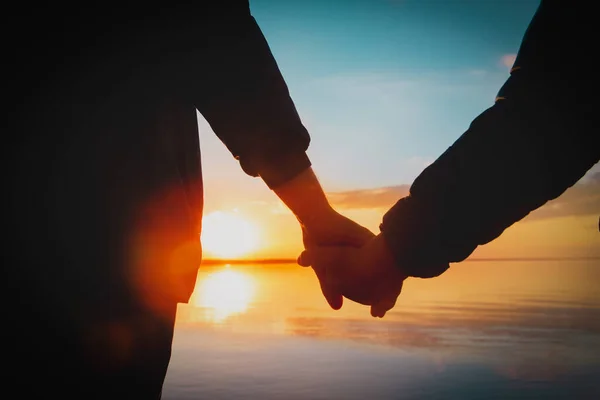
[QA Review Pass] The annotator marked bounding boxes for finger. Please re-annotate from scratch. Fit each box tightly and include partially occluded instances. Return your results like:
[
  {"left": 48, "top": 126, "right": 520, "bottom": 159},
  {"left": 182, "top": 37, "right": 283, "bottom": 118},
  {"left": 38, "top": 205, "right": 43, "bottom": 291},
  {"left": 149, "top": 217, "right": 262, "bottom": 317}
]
[
  {"left": 370, "top": 279, "right": 403, "bottom": 318},
  {"left": 297, "top": 250, "right": 312, "bottom": 267},
  {"left": 320, "top": 280, "right": 343, "bottom": 310},
  {"left": 370, "top": 306, "right": 379, "bottom": 318},
  {"left": 313, "top": 264, "right": 343, "bottom": 310},
  {"left": 299, "top": 247, "right": 346, "bottom": 310},
  {"left": 370, "top": 298, "right": 394, "bottom": 318},
  {"left": 370, "top": 299, "right": 394, "bottom": 318}
]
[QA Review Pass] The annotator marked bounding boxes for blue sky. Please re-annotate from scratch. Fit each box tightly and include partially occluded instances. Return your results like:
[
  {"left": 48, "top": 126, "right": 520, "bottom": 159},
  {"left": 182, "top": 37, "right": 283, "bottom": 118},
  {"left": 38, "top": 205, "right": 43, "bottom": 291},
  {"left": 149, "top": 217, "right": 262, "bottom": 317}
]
[
  {"left": 198, "top": 0, "right": 541, "bottom": 196},
  {"left": 195, "top": 0, "right": 599, "bottom": 260}
]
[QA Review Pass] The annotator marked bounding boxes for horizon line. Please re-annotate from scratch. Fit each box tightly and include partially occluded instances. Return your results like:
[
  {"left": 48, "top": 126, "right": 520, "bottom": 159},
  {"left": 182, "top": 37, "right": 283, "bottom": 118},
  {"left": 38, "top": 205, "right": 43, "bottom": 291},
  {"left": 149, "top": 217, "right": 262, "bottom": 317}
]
[{"left": 201, "top": 256, "right": 600, "bottom": 265}]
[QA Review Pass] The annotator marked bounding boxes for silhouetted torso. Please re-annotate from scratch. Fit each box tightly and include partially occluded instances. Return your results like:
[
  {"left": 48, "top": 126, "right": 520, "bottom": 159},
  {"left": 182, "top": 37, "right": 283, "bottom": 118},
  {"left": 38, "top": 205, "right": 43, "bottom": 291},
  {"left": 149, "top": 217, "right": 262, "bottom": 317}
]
[{"left": 7, "top": 2, "right": 310, "bottom": 397}]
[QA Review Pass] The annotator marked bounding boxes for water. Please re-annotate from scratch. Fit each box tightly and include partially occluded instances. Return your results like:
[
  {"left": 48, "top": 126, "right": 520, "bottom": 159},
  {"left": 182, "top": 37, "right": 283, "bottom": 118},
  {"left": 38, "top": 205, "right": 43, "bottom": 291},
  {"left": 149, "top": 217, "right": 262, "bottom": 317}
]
[{"left": 162, "top": 260, "right": 600, "bottom": 399}]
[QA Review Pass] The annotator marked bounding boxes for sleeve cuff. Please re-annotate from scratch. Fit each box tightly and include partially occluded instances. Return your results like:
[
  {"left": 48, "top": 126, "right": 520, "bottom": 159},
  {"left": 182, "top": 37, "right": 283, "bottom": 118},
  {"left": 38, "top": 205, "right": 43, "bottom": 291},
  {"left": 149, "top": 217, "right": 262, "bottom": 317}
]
[
  {"left": 379, "top": 195, "right": 450, "bottom": 279},
  {"left": 245, "top": 150, "right": 312, "bottom": 190}
]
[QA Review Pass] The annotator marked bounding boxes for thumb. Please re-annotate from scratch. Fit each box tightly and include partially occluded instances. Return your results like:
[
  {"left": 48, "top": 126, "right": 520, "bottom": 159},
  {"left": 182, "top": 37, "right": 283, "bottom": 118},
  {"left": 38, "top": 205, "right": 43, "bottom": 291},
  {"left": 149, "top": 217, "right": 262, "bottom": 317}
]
[
  {"left": 297, "top": 250, "right": 313, "bottom": 267},
  {"left": 313, "top": 262, "right": 343, "bottom": 310},
  {"left": 298, "top": 247, "right": 345, "bottom": 311},
  {"left": 370, "top": 279, "right": 403, "bottom": 318}
]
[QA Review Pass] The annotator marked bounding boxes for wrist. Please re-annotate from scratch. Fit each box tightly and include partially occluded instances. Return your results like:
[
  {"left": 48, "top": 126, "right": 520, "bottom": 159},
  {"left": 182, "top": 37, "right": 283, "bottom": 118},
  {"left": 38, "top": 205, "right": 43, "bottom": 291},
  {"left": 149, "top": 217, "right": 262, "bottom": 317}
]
[
  {"left": 380, "top": 196, "right": 450, "bottom": 278},
  {"left": 357, "top": 234, "right": 405, "bottom": 283},
  {"left": 296, "top": 203, "right": 337, "bottom": 232},
  {"left": 272, "top": 167, "right": 334, "bottom": 226},
  {"left": 369, "top": 234, "right": 399, "bottom": 270}
]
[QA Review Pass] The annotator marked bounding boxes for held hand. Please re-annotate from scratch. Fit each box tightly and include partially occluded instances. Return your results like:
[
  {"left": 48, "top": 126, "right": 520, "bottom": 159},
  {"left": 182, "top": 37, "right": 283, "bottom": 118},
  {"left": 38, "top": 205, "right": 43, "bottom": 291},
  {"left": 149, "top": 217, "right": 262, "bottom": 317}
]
[
  {"left": 271, "top": 166, "right": 374, "bottom": 247},
  {"left": 298, "top": 234, "right": 406, "bottom": 317},
  {"left": 300, "top": 209, "right": 375, "bottom": 248},
  {"left": 299, "top": 210, "right": 375, "bottom": 310},
  {"left": 270, "top": 167, "right": 375, "bottom": 310}
]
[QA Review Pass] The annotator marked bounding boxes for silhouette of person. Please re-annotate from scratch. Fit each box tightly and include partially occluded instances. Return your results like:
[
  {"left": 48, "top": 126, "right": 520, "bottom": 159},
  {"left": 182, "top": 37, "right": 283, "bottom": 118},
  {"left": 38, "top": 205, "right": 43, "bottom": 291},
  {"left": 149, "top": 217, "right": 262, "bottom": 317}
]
[
  {"left": 5, "top": 2, "right": 373, "bottom": 398},
  {"left": 299, "top": 0, "right": 599, "bottom": 316}
]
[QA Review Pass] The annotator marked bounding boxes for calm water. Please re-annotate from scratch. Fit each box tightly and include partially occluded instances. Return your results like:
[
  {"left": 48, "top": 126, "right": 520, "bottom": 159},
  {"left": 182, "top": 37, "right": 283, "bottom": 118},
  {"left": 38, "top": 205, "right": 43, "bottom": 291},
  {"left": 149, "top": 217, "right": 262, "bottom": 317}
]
[{"left": 162, "top": 260, "right": 600, "bottom": 400}]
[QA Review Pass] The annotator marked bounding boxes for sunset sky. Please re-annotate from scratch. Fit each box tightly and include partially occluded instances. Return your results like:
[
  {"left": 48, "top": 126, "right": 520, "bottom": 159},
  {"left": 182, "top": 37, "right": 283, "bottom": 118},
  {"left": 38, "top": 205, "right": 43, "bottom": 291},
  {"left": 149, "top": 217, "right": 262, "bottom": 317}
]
[{"left": 197, "top": 0, "right": 599, "bottom": 260}]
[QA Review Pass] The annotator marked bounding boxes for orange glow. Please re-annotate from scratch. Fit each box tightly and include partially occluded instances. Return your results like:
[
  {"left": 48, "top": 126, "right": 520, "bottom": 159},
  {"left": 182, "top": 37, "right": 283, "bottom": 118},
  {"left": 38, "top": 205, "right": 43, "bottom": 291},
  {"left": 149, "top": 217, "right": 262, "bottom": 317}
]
[
  {"left": 129, "top": 183, "right": 202, "bottom": 318},
  {"left": 178, "top": 260, "right": 600, "bottom": 338},
  {"left": 192, "top": 266, "right": 256, "bottom": 322},
  {"left": 201, "top": 211, "right": 261, "bottom": 259}
]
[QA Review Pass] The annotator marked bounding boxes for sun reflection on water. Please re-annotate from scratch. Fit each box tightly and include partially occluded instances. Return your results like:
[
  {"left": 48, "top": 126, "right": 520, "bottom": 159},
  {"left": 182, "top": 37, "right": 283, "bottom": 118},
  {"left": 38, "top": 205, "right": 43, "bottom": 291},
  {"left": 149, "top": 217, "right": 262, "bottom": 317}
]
[{"left": 193, "top": 266, "right": 256, "bottom": 323}]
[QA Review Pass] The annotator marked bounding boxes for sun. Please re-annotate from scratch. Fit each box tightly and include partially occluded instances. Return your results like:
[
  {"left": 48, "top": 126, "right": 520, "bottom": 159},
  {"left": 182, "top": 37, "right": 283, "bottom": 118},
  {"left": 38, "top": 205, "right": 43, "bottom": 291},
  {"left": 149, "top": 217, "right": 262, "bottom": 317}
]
[{"left": 201, "top": 211, "right": 261, "bottom": 259}]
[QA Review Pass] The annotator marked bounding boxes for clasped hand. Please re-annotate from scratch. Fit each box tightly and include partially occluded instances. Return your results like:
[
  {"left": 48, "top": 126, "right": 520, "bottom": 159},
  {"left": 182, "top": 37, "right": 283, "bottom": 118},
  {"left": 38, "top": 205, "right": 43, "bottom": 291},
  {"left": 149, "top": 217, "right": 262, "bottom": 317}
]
[{"left": 298, "top": 210, "right": 406, "bottom": 318}]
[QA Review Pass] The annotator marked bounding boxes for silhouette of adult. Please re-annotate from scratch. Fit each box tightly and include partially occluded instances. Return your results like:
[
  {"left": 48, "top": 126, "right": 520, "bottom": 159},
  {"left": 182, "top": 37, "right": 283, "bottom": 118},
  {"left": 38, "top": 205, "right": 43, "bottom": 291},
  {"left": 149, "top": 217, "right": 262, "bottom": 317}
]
[
  {"left": 6, "top": 2, "right": 373, "bottom": 398},
  {"left": 299, "top": 0, "right": 599, "bottom": 316}
]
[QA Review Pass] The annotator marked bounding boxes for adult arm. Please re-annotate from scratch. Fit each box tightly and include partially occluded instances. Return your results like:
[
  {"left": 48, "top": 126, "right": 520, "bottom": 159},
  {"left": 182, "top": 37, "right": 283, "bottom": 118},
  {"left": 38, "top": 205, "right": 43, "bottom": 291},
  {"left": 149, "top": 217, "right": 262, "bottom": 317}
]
[{"left": 379, "top": 0, "right": 599, "bottom": 278}]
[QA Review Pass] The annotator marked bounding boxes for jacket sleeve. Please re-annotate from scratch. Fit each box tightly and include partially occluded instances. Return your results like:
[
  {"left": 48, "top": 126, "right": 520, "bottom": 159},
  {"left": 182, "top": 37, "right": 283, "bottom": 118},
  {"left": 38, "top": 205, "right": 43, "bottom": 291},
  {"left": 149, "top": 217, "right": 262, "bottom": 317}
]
[
  {"left": 379, "top": 0, "right": 599, "bottom": 278},
  {"left": 189, "top": 1, "right": 311, "bottom": 189}
]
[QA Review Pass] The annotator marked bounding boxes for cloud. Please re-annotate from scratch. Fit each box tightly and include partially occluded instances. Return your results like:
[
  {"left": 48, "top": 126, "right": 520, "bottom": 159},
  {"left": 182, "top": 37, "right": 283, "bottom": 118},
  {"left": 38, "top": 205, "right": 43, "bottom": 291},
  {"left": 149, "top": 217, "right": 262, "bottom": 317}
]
[
  {"left": 527, "top": 172, "right": 600, "bottom": 221},
  {"left": 403, "top": 155, "right": 434, "bottom": 170},
  {"left": 311, "top": 70, "right": 506, "bottom": 98},
  {"left": 580, "top": 161, "right": 600, "bottom": 183},
  {"left": 467, "top": 69, "right": 488, "bottom": 77},
  {"left": 327, "top": 185, "right": 410, "bottom": 210},
  {"left": 501, "top": 53, "right": 517, "bottom": 70},
  {"left": 325, "top": 162, "right": 599, "bottom": 222}
]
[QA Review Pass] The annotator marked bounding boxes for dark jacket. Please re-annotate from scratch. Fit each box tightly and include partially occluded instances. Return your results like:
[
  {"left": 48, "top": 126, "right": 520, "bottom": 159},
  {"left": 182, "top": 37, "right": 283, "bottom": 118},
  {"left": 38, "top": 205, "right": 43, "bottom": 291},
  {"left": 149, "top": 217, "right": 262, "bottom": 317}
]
[
  {"left": 7, "top": 1, "right": 310, "bottom": 315},
  {"left": 380, "top": 0, "right": 599, "bottom": 278}
]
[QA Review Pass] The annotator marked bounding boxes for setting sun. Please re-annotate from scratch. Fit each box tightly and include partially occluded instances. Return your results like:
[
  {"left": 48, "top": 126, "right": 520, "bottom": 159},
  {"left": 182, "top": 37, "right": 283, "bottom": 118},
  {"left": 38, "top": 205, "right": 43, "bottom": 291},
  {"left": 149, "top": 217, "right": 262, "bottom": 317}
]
[{"left": 201, "top": 211, "right": 261, "bottom": 259}]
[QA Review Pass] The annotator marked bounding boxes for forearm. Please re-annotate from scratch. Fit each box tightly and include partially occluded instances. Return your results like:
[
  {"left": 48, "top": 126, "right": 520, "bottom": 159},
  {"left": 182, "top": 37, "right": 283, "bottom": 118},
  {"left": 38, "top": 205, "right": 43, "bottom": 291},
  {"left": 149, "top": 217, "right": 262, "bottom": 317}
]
[
  {"left": 272, "top": 167, "right": 334, "bottom": 228},
  {"left": 379, "top": 1, "right": 598, "bottom": 278},
  {"left": 192, "top": 8, "right": 311, "bottom": 189},
  {"left": 380, "top": 80, "right": 598, "bottom": 278}
]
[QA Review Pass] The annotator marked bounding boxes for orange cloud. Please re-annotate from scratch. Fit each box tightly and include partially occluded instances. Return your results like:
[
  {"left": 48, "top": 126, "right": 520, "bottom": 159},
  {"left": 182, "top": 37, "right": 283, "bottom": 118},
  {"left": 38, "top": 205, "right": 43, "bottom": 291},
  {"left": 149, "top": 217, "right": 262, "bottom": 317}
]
[
  {"left": 326, "top": 173, "right": 599, "bottom": 223},
  {"left": 527, "top": 172, "right": 599, "bottom": 221},
  {"left": 200, "top": 162, "right": 598, "bottom": 260},
  {"left": 501, "top": 53, "right": 517, "bottom": 70},
  {"left": 327, "top": 185, "right": 410, "bottom": 210}
]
